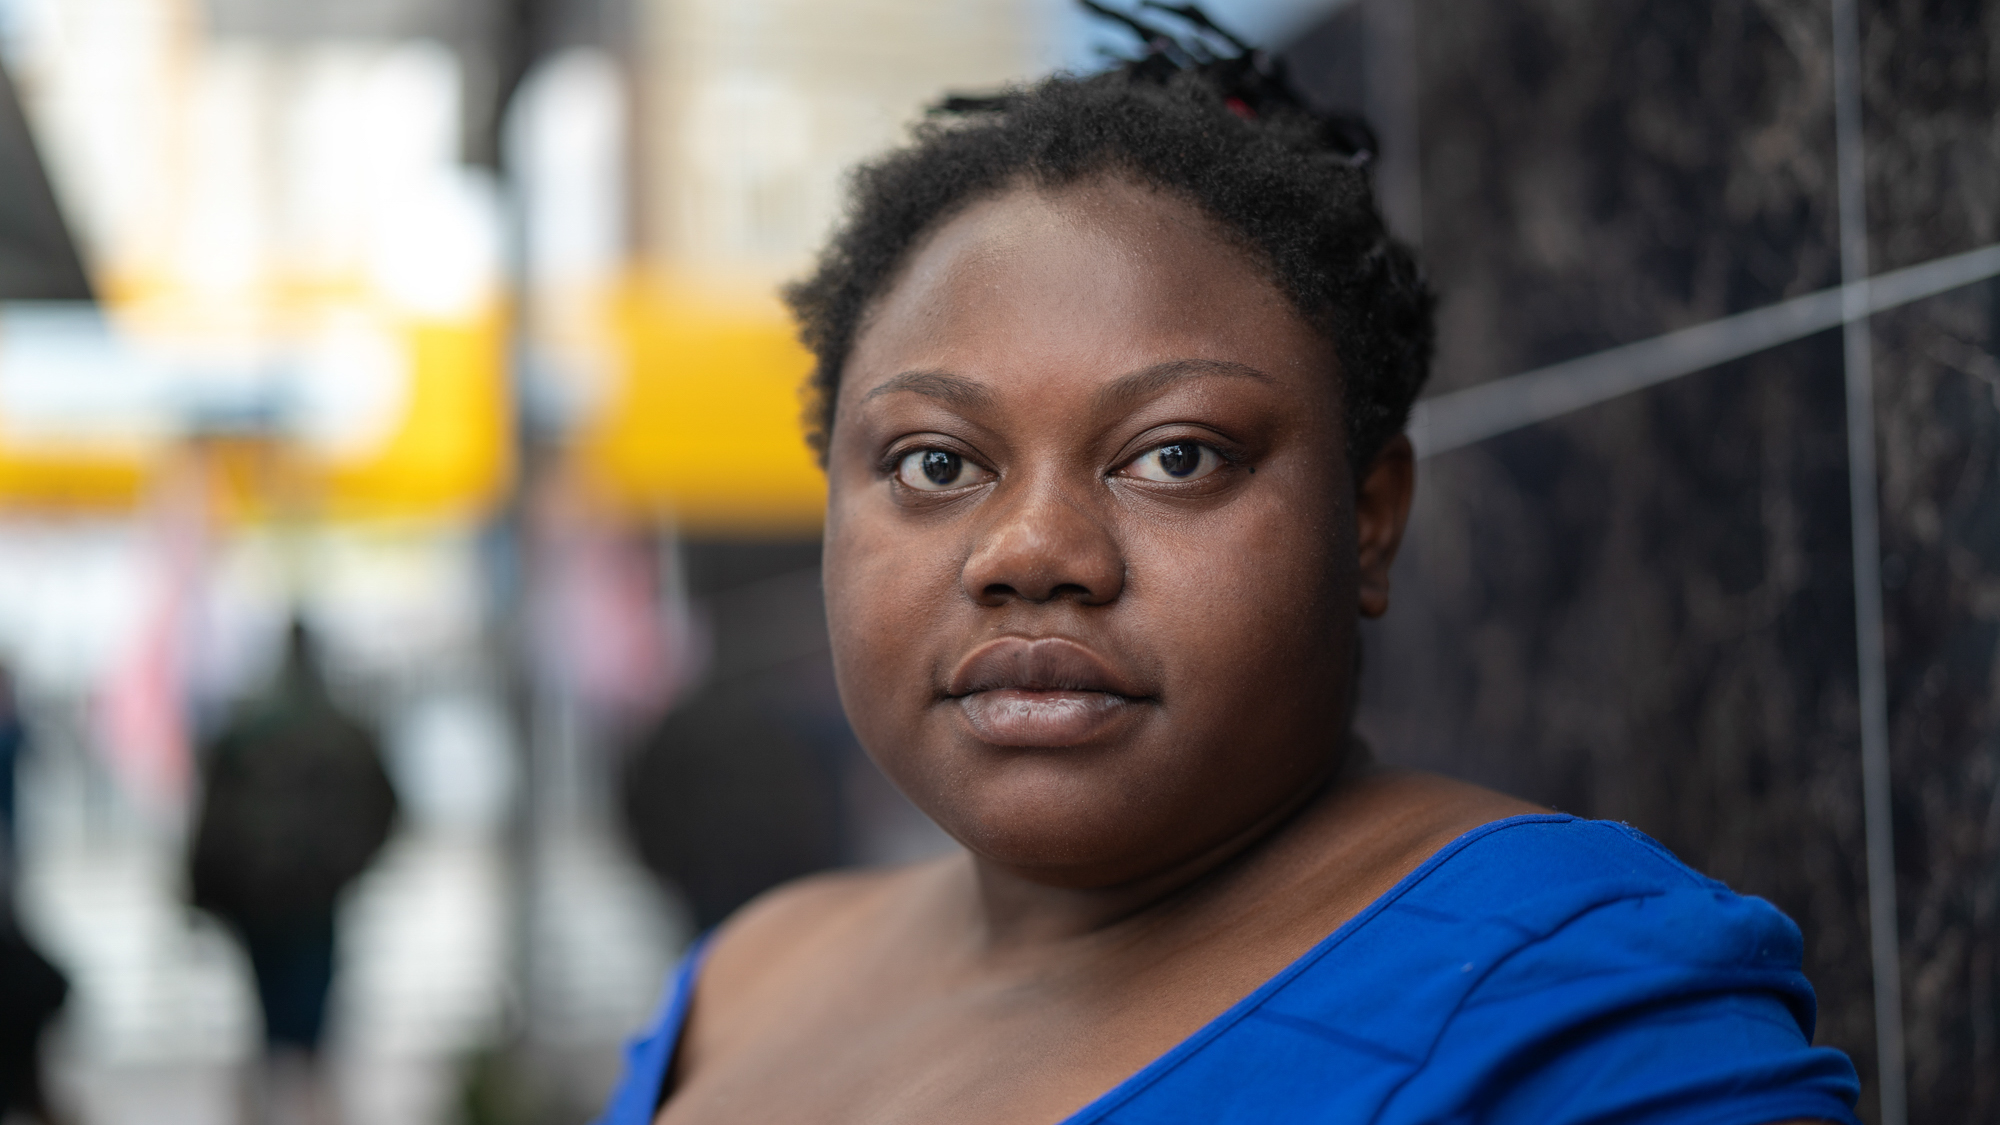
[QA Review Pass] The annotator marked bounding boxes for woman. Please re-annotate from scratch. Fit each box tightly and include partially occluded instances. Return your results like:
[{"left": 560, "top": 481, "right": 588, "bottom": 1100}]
[{"left": 602, "top": 17, "right": 1862, "bottom": 1124}]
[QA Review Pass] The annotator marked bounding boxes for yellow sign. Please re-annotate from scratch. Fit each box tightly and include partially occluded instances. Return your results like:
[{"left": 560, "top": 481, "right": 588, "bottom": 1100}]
[
  {"left": 0, "top": 302, "right": 512, "bottom": 522},
  {"left": 0, "top": 442, "right": 147, "bottom": 510},
  {"left": 576, "top": 274, "right": 826, "bottom": 534},
  {"left": 319, "top": 311, "right": 512, "bottom": 521}
]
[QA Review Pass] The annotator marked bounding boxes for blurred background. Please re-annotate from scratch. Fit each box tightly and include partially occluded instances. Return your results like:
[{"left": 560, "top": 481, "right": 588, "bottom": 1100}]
[{"left": 0, "top": 0, "right": 1989, "bottom": 1123}]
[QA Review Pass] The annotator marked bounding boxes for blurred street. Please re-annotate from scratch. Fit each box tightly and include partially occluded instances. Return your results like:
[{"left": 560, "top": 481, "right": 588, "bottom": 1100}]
[{"left": 18, "top": 726, "right": 681, "bottom": 1125}]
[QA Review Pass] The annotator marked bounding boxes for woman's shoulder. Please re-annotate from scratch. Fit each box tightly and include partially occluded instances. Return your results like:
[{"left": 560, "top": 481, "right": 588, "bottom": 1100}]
[
  {"left": 1370, "top": 816, "right": 1860, "bottom": 1123},
  {"left": 672, "top": 856, "right": 958, "bottom": 1066},
  {"left": 1328, "top": 769, "right": 1746, "bottom": 908},
  {"left": 695, "top": 859, "right": 944, "bottom": 996},
  {"left": 713, "top": 864, "right": 917, "bottom": 950},
  {"left": 1263, "top": 777, "right": 1843, "bottom": 1063},
  {"left": 1405, "top": 805, "right": 1782, "bottom": 937},
  {"left": 1265, "top": 774, "right": 1807, "bottom": 997},
  {"left": 1126, "top": 790, "right": 1863, "bottom": 1125},
  {"left": 1364, "top": 796, "right": 1812, "bottom": 981}
]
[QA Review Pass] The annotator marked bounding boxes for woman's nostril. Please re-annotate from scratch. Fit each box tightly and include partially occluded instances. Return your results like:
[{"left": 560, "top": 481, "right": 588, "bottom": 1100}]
[
  {"left": 978, "top": 580, "right": 1103, "bottom": 606},
  {"left": 960, "top": 494, "right": 1125, "bottom": 606}
]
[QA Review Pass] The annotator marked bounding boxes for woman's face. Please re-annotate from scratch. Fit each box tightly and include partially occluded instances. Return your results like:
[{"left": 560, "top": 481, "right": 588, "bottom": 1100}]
[{"left": 823, "top": 175, "right": 1411, "bottom": 889}]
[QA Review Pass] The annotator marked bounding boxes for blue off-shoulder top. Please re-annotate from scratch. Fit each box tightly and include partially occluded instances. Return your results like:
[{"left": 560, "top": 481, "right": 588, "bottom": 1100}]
[{"left": 598, "top": 814, "right": 1862, "bottom": 1125}]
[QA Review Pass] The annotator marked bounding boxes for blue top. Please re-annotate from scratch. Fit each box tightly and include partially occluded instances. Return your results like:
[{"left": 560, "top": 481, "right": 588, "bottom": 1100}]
[{"left": 598, "top": 814, "right": 1861, "bottom": 1125}]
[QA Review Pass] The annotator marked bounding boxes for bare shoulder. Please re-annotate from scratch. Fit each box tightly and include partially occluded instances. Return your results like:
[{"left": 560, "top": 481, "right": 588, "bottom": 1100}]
[
  {"left": 694, "top": 860, "right": 941, "bottom": 1004},
  {"left": 1261, "top": 767, "right": 1547, "bottom": 920},
  {"left": 1358, "top": 768, "right": 1548, "bottom": 839},
  {"left": 674, "top": 854, "right": 965, "bottom": 1079}
]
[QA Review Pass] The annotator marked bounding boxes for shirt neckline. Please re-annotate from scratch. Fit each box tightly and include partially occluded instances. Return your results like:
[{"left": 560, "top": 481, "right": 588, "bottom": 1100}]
[{"left": 645, "top": 812, "right": 1576, "bottom": 1123}]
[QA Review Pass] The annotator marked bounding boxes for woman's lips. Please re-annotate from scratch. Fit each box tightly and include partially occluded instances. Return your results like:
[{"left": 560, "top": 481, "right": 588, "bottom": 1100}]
[
  {"left": 945, "top": 636, "right": 1148, "bottom": 747},
  {"left": 957, "top": 690, "right": 1135, "bottom": 747}
]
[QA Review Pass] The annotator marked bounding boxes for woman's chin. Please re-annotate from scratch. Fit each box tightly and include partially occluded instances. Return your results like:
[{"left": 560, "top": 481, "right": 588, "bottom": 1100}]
[{"left": 928, "top": 789, "right": 1186, "bottom": 888}]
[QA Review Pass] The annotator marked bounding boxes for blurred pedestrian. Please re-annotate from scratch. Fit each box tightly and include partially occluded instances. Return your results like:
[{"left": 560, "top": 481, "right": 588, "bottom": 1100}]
[
  {"left": 622, "top": 676, "right": 843, "bottom": 930},
  {"left": 0, "top": 664, "right": 26, "bottom": 879},
  {"left": 0, "top": 899, "right": 68, "bottom": 1125},
  {"left": 0, "top": 660, "right": 67, "bottom": 1125},
  {"left": 188, "top": 619, "right": 397, "bottom": 1125}
]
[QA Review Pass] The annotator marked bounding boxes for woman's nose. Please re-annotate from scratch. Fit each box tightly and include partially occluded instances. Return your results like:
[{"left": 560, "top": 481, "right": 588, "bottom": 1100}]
[{"left": 961, "top": 477, "right": 1125, "bottom": 607}]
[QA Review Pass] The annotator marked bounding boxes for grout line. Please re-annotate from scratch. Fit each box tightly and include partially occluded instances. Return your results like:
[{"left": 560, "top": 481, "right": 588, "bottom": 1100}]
[
  {"left": 1407, "top": 241, "right": 2000, "bottom": 459},
  {"left": 1831, "top": 0, "right": 1907, "bottom": 1120}
]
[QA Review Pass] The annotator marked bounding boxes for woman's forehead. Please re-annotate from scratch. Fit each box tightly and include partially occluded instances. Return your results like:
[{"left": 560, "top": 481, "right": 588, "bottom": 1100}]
[{"left": 843, "top": 177, "right": 1332, "bottom": 405}]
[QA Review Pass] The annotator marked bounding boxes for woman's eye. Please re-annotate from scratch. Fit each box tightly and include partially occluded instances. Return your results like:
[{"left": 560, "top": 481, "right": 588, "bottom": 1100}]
[
  {"left": 1122, "top": 442, "right": 1222, "bottom": 483},
  {"left": 894, "top": 449, "right": 991, "bottom": 492}
]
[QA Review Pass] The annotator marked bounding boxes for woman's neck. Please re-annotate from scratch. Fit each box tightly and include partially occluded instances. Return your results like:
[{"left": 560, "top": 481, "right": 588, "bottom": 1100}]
[{"left": 963, "top": 739, "right": 1377, "bottom": 952}]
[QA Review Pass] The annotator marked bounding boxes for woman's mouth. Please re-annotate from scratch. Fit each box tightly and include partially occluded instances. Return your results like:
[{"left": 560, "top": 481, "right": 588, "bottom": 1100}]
[
  {"left": 957, "top": 689, "right": 1136, "bottom": 746},
  {"left": 945, "top": 637, "right": 1148, "bottom": 747}
]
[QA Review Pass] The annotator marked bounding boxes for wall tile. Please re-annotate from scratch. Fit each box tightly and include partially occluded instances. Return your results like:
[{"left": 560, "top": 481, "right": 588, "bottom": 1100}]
[
  {"left": 1334, "top": 0, "right": 1922, "bottom": 1113},
  {"left": 1871, "top": 280, "right": 2000, "bottom": 1120}
]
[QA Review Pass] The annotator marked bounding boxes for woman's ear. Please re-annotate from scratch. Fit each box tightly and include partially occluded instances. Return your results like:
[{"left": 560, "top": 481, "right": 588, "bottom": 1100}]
[{"left": 1355, "top": 434, "right": 1416, "bottom": 619}]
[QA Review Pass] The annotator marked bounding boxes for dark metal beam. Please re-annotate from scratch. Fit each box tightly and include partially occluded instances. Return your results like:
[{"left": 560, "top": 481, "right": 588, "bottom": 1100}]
[{"left": 0, "top": 58, "right": 93, "bottom": 301}]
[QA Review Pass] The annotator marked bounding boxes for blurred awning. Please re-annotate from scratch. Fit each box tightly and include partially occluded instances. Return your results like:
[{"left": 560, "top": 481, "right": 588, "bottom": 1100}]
[{"left": 0, "top": 32, "right": 512, "bottom": 521}]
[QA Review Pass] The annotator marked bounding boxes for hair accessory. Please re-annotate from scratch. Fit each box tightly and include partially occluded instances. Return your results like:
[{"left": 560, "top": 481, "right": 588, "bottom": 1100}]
[{"left": 935, "top": 1, "right": 1377, "bottom": 168}]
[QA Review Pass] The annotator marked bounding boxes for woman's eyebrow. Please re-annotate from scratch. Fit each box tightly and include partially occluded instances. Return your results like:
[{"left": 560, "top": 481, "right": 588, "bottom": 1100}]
[
  {"left": 860, "top": 370, "right": 994, "bottom": 409},
  {"left": 1095, "top": 358, "right": 1272, "bottom": 408}
]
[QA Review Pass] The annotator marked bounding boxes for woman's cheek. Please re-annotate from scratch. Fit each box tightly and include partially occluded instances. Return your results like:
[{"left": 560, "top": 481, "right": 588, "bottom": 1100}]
[{"left": 826, "top": 529, "right": 942, "bottom": 748}]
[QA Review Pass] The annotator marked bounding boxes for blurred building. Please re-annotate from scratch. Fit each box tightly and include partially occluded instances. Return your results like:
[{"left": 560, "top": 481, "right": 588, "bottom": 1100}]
[
  {"left": 0, "top": 1, "right": 607, "bottom": 1122},
  {"left": 0, "top": 0, "right": 1166, "bottom": 1121}
]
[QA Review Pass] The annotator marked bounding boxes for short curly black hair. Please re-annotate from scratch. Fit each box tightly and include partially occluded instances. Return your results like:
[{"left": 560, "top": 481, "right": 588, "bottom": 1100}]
[{"left": 784, "top": 46, "right": 1434, "bottom": 471}]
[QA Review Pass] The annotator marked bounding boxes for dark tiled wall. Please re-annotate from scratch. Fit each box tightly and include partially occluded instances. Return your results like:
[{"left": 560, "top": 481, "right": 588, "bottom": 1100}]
[
  {"left": 1862, "top": 0, "right": 2000, "bottom": 272},
  {"left": 1856, "top": 6, "right": 2000, "bottom": 1112},
  {"left": 1414, "top": 0, "right": 1842, "bottom": 389},
  {"left": 1363, "top": 343, "right": 1878, "bottom": 1095},
  {"left": 1873, "top": 284, "right": 2000, "bottom": 1119},
  {"left": 1290, "top": 0, "right": 1999, "bottom": 1119},
  {"left": 1865, "top": 0, "right": 2000, "bottom": 1101}
]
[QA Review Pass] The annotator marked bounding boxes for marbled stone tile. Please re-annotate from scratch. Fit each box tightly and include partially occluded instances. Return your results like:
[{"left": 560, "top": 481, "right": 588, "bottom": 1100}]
[
  {"left": 1340, "top": 0, "right": 2000, "bottom": 1107},
  {"left": 1330, "top": 0, "right": 1905, "bottom": 1112},
  {"left": 1414, "top": 0, "right": 1842, "bottom": 394},
  {"left": 1861, "top": 0, "right": 2000, "bottom": 272},
  {"left": 1861, "top": 9, "right": 2000, "bottom": 1116},
  {"left": 1870, "top": 281, "right": 2000, "bottom": 1121}
]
